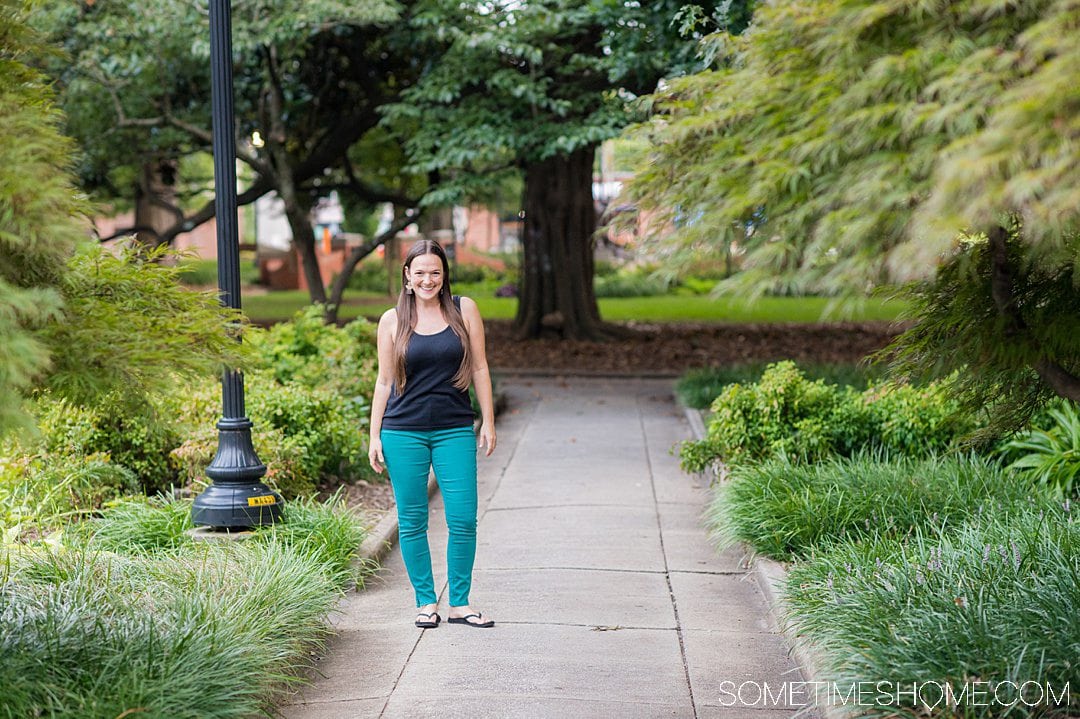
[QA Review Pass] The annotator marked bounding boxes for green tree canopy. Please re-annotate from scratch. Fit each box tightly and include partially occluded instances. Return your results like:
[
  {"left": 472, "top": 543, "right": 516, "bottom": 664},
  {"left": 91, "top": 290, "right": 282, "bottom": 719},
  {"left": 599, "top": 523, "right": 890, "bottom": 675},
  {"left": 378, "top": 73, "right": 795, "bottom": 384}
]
[
  {"left": 623, "top": 0, "right": 1080, "bottom": 427},
  {"left": 624, "top": 0, "right": 1079, "bottom": 292},
  {"left": 384, "top": 0, "right": 752, "bottom": 339},
  {"left": 38, "top": 0, "right": 417, "bottom": 303}
]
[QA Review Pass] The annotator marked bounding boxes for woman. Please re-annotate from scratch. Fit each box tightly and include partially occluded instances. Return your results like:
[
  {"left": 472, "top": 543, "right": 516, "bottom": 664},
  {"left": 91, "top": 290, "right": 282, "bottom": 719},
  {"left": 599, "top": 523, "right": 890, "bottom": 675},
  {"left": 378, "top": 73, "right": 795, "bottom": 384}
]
[{"left": 368, "top": 239, "right": 497, "bottom": 629}]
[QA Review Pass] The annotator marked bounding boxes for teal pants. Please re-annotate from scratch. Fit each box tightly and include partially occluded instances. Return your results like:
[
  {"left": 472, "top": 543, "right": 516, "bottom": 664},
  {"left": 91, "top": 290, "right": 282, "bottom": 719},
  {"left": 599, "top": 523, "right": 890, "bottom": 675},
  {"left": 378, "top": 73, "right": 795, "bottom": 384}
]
[{"left": 381, "top": 426, "right": 478, "bottom": 607}]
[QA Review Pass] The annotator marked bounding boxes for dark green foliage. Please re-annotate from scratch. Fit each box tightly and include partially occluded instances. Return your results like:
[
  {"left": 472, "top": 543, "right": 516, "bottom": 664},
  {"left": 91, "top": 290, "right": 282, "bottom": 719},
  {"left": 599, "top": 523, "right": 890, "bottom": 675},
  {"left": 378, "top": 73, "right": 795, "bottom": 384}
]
[
  {"left": 344, "top": 259, "right": 391, "bottom": 293},
  {"left": 676, "top": 362, "right": 885, "bottom": 409},
  {"left": 1001, "top": 400, "right": 1080, "bottom": 499},
  {"left": 883, "top": 227, "right": 1080, "bottom": 436},
  {"left": 680, "top": 361, "right": 976, "bottom": 472},
  {"left": 168, "top": 307, "right": 380, "bottom": 499},
  {"left": 710, "top": 453, "right": 1031, "bottom": 562},
  {"left": 34, "top": 397, "right": 180, "bottom": 496},
  {"left": 593, "top": 267, "right": 673, "bottom": 298},
  {"left": 784, "top": 506, "right": 1080, "bottom": 718}
]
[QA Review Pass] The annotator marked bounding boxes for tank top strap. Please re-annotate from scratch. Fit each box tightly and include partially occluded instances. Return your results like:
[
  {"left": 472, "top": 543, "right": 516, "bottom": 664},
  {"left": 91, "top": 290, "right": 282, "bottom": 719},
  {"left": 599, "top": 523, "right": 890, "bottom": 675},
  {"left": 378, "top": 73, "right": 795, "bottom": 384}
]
[{"left": 452, "top": 294, "right": 461, "bottom": 310}]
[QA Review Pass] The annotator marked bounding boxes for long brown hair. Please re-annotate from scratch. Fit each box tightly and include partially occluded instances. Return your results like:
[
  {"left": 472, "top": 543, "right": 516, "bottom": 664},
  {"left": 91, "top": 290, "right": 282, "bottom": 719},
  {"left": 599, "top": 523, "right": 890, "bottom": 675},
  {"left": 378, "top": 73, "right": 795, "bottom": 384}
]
[{"left": 392, "top": 239, "right": 472, "bottom": 393}]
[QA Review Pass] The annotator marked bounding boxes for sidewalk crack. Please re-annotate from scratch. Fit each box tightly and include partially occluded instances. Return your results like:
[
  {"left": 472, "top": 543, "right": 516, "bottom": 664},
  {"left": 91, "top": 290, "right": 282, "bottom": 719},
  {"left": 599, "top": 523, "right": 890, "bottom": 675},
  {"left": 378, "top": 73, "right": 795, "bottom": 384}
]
[{"left": 639, "top": 394, "right": 699, "bottom": 719}]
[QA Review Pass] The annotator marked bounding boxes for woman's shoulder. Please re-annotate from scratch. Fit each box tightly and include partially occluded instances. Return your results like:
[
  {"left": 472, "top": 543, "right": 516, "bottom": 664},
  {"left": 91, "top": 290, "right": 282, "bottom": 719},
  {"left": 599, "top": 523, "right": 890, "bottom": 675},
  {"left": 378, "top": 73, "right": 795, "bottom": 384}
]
[
  {"left": 378, "top": 307, "right": 398, "bottom": 331},
  {"left": 455, "top": 295, "right": 478, "bottom": 313}
]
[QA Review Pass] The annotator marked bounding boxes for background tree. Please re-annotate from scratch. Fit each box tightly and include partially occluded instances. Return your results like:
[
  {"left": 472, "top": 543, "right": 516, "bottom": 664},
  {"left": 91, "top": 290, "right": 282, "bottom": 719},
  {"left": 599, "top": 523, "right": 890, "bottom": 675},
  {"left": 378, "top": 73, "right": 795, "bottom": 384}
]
[
  {"left": 385, "top": 0, "right": 753, "bottom": 340},
  {"left": 623, "top": 0, "right": 1080, "bottom": 429},
  {"left": 39, "top": 0, "right": 420, "bottom": 304}
]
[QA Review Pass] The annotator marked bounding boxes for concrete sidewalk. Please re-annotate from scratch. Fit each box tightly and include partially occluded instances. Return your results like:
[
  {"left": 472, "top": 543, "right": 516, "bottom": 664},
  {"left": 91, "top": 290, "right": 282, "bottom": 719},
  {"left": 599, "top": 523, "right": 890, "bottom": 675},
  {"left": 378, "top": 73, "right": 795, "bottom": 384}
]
[{"left": 281, "top": 377, "right": 813, "bottom": 718}]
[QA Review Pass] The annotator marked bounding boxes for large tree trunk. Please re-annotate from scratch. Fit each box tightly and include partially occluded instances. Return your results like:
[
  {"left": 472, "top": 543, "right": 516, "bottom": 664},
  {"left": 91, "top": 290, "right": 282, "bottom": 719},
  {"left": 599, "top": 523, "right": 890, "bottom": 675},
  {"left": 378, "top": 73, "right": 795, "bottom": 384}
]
[
  {"left": 515, "top": 145, "right": 619, "bottom": 340},
  {"left": 133, "top": 158, "right": 179, "bottom": 252}
]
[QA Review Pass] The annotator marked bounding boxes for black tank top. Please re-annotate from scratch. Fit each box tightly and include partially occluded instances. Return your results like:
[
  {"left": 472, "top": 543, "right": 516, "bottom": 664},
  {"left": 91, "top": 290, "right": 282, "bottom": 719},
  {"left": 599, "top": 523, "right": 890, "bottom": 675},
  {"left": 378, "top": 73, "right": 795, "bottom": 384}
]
[{"left": 382, "top": 297, "right": 475, "bottom": 431}]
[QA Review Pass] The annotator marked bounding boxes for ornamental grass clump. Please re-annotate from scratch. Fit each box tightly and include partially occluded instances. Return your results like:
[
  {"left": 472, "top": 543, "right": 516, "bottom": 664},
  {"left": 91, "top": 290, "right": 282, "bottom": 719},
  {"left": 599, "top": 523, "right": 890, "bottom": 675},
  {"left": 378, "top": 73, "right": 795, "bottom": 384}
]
[
  {"left": 0, "top": 495, "right": 368, "bottom": 718},
  {"left": 708, "top": 453, "right": 1031, "bottom": 562},
  {"left": 783, "top": 504, "right": 1079, "bottom": 718},
  {"left": 84, "top": 495, "right": 368, "bottom": 586}
]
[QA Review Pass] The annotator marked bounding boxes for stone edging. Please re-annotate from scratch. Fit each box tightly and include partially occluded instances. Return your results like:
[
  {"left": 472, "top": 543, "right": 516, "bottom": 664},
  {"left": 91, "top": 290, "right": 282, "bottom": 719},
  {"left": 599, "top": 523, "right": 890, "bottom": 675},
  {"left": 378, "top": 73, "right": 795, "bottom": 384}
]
[{"left": 682, "top": 405, "right": 845, "bottom": 719}]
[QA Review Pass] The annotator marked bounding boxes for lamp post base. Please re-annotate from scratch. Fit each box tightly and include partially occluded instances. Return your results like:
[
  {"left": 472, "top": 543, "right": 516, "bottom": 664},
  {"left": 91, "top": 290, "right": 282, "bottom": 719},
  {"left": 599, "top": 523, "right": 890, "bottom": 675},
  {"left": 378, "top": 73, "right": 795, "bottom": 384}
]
[
  {"left": 192, "top": 481, "right": 281, "bottom": 528},
  {"left": 192, "top": 416, "right": 282, "bottom": 528}
]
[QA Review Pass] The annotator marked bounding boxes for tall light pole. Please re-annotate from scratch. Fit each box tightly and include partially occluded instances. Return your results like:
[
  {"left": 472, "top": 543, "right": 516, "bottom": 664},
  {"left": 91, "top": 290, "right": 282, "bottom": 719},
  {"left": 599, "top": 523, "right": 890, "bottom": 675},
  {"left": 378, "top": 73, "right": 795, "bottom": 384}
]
[{"left": 192, "top": 0, "right": 282, "bottom": 528}]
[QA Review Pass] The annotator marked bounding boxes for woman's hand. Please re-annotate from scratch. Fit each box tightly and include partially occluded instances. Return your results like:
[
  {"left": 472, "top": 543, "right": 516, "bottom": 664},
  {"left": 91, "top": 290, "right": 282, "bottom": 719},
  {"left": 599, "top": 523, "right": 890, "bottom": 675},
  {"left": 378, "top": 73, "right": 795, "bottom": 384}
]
[
  {"left": 369, "top": 436, "right": 386, "bottom": 474},
  {"left": 479, "top": 421, "right": 497, "bottom": 457}
]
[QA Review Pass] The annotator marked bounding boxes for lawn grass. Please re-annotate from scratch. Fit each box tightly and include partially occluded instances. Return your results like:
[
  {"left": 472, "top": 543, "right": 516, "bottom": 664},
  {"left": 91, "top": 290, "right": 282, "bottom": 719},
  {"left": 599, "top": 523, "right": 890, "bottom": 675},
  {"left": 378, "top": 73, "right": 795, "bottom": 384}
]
[{"left": 242, "top": 289, "right": 907, "bottom": 324}]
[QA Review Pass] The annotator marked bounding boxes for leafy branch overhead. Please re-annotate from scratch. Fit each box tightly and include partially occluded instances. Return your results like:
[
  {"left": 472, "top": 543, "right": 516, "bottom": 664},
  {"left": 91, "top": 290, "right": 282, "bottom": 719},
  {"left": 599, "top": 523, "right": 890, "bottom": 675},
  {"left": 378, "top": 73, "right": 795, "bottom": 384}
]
[{"left": 624, "top": 0, "right": 1080, "bottom": 293}]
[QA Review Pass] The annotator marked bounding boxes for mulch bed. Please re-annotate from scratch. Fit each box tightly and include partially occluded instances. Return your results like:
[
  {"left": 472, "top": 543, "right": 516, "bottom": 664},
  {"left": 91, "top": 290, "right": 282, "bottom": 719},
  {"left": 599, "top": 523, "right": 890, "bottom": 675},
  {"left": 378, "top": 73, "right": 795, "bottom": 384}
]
[{"left": 483, "top": 319, "right": 905, "bottom": 375}]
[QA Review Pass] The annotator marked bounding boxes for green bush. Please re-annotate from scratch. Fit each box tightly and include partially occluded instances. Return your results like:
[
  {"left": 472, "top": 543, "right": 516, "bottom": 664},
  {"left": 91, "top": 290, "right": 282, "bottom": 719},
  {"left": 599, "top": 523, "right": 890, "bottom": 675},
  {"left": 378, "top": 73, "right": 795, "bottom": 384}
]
[
  {"left": 0, "top": 452, "right": 138, "bottom": 539},
  {"left": 680, "top": 361, "right": 977, "bottom": 472},
  {"left": 676, "top": 362, "right": 886, "bottom": 410},
  {"left": 1001, "top": 400, "right": 1080, "bottom": 499},
  {"left": 344, "top": 259, "right": 390, "bottom": 293},
  {"left": 709, "top": 453, "right": 1031, "bottom": 561},
  {"left": 594, "top": 265, "right": 673, "bottom": 297},
  {"left": 168, "top": 307, "right": 380, "bottom": 498},
  {"left": 784, "top": 505, "right": 1079, "bottom": 718},
  {"left": 32, "top": 397, "right": 181, "bottom": 495}
]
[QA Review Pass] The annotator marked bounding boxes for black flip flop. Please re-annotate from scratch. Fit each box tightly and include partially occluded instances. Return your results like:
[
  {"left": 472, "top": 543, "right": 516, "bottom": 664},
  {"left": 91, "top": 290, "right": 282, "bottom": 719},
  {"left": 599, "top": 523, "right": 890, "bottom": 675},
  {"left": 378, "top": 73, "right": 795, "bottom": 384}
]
[
  {"left": 447, "top": 612, "right": 495, "bottom": 628},
  {"left": 414, "top": 611, "right": 441, "bottom": 628}
]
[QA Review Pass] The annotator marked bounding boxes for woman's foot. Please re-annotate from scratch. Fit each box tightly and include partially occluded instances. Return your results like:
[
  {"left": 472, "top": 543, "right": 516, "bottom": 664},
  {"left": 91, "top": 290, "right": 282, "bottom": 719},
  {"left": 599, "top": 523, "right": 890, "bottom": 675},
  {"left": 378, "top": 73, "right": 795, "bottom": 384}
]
[
  {"left": 414, "top": 602, "right": 440, "bottom": 628},
  {"left": 447, "top": 605, "right": 495, "bottom": 628}
]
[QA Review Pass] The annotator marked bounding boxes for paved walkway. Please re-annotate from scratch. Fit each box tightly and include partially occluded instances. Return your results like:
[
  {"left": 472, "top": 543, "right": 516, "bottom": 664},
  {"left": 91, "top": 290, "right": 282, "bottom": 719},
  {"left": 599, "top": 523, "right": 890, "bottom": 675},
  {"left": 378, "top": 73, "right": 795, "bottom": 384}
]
[{"left": 282, "top": 377, "right": 812, "bottom": 718}]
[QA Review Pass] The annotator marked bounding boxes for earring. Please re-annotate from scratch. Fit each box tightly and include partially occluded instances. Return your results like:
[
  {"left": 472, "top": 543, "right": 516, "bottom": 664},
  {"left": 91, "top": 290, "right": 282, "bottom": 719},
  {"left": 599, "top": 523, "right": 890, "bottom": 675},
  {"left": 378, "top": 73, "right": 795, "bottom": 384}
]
[{"left": 405, "top": 283, "right": 413, "bottom": 295}]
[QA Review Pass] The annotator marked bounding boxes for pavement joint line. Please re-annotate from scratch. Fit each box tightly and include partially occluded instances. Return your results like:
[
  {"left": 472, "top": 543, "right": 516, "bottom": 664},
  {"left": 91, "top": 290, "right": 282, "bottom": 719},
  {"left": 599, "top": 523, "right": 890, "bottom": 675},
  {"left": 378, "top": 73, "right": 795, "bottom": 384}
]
[
  {"left": 483, "top": 502, "right": 659, "bottom": 511},
  {"left": 640, "top": 393, "right": 699, "bottom": 719},
  {"left": 682, "top": 404, "right": 842, "bottom": 719},
  {"left": 478, "top": 565, "right": 670, "bottom": 574}
]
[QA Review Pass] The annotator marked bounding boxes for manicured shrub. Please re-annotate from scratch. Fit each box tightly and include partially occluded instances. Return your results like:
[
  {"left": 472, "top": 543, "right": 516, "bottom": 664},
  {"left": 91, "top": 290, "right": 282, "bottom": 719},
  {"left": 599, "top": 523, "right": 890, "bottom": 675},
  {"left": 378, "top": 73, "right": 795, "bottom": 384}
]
[
  {"left": 593, "top": 265, "right": 673, "bottom": 297},
  {"left": 708, "top": 453, "right": 1031, "bottom": 562},
  {"left": 676, "top": 362, "right": 885, "bottom": 410},
  {"left": 784, "top": 505, "right": 1079, "bottom": 718},
  {"left": 344, "top": 259, "right": 391, "bottom": 293},
  {"left": 680, "top": 361, "right": 977, "bottom": 472}
]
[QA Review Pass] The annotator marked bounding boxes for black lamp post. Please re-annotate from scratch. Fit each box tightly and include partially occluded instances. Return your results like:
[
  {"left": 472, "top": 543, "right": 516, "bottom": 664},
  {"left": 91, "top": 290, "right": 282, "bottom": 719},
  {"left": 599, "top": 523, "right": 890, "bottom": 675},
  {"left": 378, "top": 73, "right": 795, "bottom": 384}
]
[{"left": 192, "top": 0, "right": 281, "bottom": 528}]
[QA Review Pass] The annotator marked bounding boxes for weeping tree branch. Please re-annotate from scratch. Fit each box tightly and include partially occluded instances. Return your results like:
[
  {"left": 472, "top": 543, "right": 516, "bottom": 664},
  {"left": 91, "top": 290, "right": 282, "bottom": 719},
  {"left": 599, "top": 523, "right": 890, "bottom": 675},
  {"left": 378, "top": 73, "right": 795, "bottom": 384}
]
[
  {"left": 987, "top": 224, "right": 1080, "bottom": 402},
  {"left": 325, "top": 211, "right": 420, "bottom": 324}
]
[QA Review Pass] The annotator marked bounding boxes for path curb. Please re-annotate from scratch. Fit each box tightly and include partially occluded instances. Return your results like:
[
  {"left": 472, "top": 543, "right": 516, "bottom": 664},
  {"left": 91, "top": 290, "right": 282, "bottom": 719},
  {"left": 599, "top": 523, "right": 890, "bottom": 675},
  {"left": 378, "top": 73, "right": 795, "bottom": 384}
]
[
  {"left": 354, "top": 470, "right": 439, "bottom": 569},
  {"left": 682, "top": 405, "right": 845, "bottom": 719}
]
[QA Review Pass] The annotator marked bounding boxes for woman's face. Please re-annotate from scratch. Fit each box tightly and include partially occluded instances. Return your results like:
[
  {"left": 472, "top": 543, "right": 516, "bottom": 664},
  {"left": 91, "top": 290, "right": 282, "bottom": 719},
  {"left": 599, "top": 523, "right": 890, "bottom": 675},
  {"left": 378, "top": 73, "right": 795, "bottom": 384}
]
[{"left": 405, "top": 253, "right": 444, "bottom": 300}]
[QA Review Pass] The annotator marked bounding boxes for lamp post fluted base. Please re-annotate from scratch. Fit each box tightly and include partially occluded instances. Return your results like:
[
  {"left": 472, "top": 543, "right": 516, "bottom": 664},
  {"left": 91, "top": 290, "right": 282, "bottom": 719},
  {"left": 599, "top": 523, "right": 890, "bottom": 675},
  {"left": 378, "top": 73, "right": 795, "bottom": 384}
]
[{"left": 192, "top": 417, "right": 281, "bottom": 528}]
